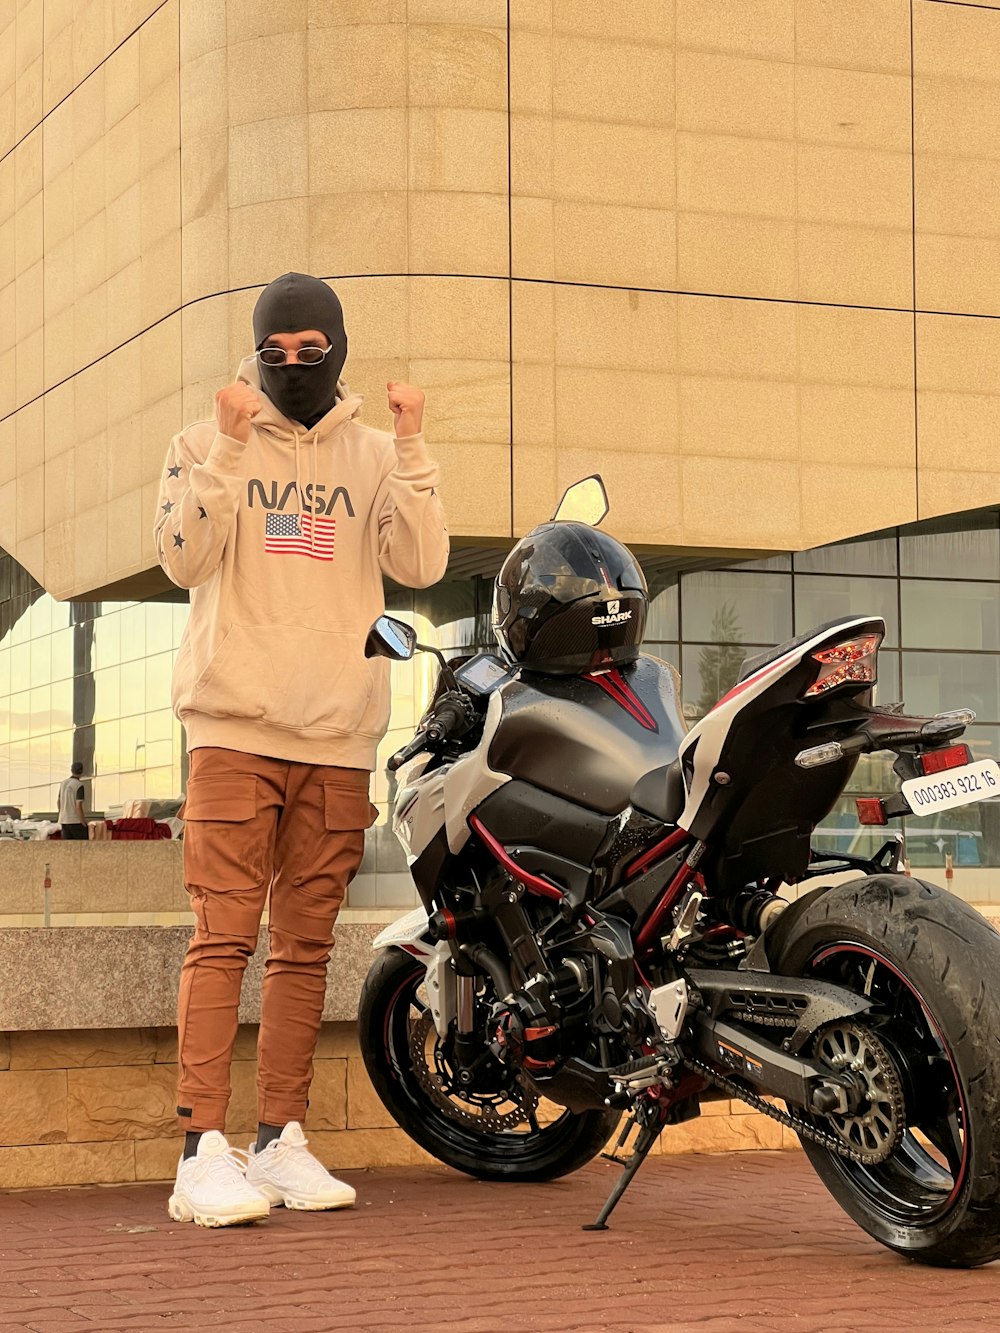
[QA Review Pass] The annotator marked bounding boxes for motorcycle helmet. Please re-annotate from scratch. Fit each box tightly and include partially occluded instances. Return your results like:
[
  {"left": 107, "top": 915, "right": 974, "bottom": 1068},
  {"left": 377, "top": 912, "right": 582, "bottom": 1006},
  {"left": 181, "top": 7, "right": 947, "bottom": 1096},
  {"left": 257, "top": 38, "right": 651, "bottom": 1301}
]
[{"left": 492, "top": 521, "right": 648, "bottom": 675}]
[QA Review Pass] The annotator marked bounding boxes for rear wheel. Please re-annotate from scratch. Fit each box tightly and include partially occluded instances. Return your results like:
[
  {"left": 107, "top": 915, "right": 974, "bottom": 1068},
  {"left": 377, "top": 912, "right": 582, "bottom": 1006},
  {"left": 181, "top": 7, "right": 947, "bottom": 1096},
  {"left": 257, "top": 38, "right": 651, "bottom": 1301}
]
[
  {"left": 771, "top": 875, "right": 1000, "bottom": 1267},
  {"left": 358, "top": 947, "right": 620, "bottom": 1181}
]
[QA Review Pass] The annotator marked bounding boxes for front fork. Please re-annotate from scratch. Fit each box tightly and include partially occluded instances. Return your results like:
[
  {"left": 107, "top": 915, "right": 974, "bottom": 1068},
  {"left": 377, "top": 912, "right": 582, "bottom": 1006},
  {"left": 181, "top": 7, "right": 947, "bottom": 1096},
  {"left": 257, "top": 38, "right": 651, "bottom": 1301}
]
[{"left": 452, "top": 973, "right": 480, "bottom": 1075}]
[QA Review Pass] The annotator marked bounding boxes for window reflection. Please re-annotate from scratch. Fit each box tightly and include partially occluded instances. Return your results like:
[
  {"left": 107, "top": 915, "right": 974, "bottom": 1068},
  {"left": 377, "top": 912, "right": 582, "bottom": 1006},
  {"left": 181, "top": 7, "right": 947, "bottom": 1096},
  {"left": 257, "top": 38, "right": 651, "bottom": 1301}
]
[
  {"left": 900, "top": 512, "right": 1000, "bottom": 580},
  {"left": 680, "top": 571, "right": 792, "bottom": 646},
  {"left": 795, "top": 574, "right": 899, "bottom": 647},
  {"left": 901, "top": 580, "right": 1000, "bottom": 652}
]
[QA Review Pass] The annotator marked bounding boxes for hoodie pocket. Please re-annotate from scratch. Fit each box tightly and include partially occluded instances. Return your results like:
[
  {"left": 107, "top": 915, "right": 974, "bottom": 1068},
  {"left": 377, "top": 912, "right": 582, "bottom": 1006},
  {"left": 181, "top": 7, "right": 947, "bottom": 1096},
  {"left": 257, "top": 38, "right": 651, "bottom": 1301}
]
[{"left": 190, "top": 625, "right": 374, "bottom": 735}]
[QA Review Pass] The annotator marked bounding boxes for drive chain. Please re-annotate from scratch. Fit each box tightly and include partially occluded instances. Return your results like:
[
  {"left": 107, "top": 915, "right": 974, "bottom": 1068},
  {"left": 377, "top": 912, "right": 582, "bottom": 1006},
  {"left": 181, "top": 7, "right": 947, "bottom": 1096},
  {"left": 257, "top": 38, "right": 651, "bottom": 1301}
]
[{"left": 681, "top": 1037, "right": 905, "bottom": 1167}]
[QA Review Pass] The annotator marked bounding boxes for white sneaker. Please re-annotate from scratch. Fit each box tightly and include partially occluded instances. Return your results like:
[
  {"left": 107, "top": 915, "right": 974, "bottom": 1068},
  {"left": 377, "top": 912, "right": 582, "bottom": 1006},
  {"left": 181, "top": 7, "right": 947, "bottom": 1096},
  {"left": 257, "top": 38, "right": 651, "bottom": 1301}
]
[
  {"left": 245, "top": 1122, "right": 356, "bottom": 1211},
  {"left": 167, "top": 1130, "right": 270, "bottom": 1228}
]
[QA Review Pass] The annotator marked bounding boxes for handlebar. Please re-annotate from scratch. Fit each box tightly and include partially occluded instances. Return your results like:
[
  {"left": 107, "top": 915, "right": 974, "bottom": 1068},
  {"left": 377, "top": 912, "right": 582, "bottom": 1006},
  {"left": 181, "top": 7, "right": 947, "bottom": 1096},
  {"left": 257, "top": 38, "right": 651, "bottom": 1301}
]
[{"left": 387, "top": 693, "right": 476, "bottom": 772}]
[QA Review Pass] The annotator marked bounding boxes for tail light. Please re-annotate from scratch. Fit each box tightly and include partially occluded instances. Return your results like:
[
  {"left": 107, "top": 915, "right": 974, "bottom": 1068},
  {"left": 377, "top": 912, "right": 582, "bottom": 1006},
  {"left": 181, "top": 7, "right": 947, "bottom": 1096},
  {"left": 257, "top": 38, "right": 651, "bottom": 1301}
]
[
  {"left": 805, "top": 634, "right": 881, "bottom": 698},
  {"left": 919, "top": 743, "right": 972, "bottom": 775}
]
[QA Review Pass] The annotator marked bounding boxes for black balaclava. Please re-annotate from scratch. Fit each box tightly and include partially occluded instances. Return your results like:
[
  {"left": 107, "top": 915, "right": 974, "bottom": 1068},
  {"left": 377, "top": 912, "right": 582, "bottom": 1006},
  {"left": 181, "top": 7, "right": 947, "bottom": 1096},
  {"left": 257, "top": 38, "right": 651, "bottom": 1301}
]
[{"left": 252, "top": 272, "right": 348, "bottom": 429}]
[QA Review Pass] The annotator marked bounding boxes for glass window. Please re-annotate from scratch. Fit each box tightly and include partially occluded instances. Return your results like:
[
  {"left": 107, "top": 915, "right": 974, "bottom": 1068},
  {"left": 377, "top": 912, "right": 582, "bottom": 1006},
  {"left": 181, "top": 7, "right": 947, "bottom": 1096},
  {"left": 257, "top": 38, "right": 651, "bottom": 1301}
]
[
  {"left": 29, "top": 634, "right": 51, "bottom": 685},
  {"left": 10, "top": 641, "right": 29, "bottom": 692},
  {"left": 902, "top": 652, "right": 1000, "bottom": 723},
  {"left": 795, "top": 575, "right": 899, "bottom": 647},
  {"left": 29, "top": 685, "right": 51, "bottom": 737},
  {"left": 28, "top": 734, "right": 50, "bottom": 791},
  {"left": 875, "top": 650, "right": 901, "bottom": 707},
  {"left": 0, "top": 649, "right": 8, "bottom": 697},
  {"left": 93, "top": 611, "right": 121, "bottom": 670},
  {"left": 120, "top": 714, "right": 145, "bottom": 770},
  {"left": 813, "top": 794, "right": 898, "bottom": 859},
  {"left": 146, "top": 652, "right": 173, "bottom": 707},
  {"left": 93, "top": 666, "right": 121, "bottom": 724},
  {"left": 9, "top": 739, "right": 29, "bottom": 789},
  {"left": 645, "top": 571, "right": 679, "bottom": 642},
  {"left": 49, "top": 629, "right": 73, "bottom": 681},
  {"left": 681, "top": 643, "right": 748, "bottom": 722},
  {"left": 795, "top": 531, "right": 898, "bottom": 577},
  {"left": 93, "top": 720, "right": 121, "bottom": 778},
  {"left": 737, "top": 554, "right": 792, "bottom": 572},
  {"left": 93, "top": 774, "right": 120, "bottom": 813},
  {"left": 9, "top": 690, "right": 30, "bottom": 740},
  {"left": 680, "top": 571, "right": 792, "bottom": 646},
  {"left": 51, "top": 679, "right": 73, "bottom": 731},
  {"left": 900, "top": 512, "right": 1000, "bottom": 580},
  {"left": 118, "top": 606, "right": 146, "bottom": 663},
  {"left": 901, "top": 580, "right": 1000, "bottom": 651},
  {"left": 146, "top": 605, "right": 175, "bottom": 657},
  {"left": 120, "top": 658, "right": 146, "bottom": 717}
]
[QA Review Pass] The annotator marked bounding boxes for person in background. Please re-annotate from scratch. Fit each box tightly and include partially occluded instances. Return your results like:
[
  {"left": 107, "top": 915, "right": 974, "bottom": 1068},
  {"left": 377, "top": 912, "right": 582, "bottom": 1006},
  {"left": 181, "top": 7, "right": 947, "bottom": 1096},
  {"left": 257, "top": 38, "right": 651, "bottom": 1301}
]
[
  {"left": 153, "top": 272, "right": 449, "bottom": 1228},
  {"left": 57, "top": 762, "right": 87, "bottom": 840}
]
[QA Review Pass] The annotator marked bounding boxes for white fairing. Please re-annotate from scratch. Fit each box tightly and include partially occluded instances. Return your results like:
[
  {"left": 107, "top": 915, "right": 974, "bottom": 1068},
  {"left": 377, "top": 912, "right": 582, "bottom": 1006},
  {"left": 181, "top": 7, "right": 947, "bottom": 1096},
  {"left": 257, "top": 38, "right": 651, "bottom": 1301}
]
[
  {"left": 392, "top": 689, "right": 510, "bottom": 860},
  {"left": 678, "top": 615, "right": 878, "bottom": 832},
  {"left": 371, "top": 907, "right": 456, "bottom": 1038}
]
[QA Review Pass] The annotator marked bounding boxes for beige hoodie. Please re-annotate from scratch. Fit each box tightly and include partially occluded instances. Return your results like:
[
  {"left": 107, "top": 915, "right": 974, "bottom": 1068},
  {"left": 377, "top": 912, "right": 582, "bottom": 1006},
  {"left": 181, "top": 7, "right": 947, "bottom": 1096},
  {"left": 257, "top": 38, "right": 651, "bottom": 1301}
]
[{"left": 153, "top": 357, "right": 449, "bottom": 770}]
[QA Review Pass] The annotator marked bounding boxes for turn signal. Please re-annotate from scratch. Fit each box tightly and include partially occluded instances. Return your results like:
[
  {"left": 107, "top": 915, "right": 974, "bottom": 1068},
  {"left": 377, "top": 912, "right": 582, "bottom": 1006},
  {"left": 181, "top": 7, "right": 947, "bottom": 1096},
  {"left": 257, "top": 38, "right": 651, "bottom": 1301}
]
[
  {"left": 805, "top": 635, "right": 881, "bottom": 698},
  {"left": 919, "top": 743, "right": 972, "bottom": 775}
]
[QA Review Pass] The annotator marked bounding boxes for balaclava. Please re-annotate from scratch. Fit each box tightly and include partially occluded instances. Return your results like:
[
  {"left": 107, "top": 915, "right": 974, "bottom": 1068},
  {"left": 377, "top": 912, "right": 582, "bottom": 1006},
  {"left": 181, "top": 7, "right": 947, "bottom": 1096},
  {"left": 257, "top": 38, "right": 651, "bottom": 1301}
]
[{"left": 252, "top": 272, "right": 348, "bottom": 429}]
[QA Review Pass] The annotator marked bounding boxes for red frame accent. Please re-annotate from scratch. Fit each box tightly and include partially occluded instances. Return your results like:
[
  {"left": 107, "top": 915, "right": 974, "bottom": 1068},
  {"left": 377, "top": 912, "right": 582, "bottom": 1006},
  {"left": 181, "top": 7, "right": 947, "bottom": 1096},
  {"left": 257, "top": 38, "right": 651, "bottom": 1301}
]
[
  {"left": 626, "top": 826, "right": 689, "bottom": 880},
  {"left": 469, "top": 814, "right": 565, "bottom": 901},
  {"left": 635, "top": 861, "right": 697, "bottom": 953},
  {"left": 585, "top": 669, "right": 658, "bottom": 732}
]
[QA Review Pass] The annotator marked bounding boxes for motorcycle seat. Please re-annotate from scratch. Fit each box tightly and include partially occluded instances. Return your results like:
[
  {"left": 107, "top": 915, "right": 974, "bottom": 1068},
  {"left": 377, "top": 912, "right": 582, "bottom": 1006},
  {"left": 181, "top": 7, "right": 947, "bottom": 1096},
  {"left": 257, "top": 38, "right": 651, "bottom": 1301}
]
[{"left": 630, "top": 761, "right": 685, "bottom": 825}]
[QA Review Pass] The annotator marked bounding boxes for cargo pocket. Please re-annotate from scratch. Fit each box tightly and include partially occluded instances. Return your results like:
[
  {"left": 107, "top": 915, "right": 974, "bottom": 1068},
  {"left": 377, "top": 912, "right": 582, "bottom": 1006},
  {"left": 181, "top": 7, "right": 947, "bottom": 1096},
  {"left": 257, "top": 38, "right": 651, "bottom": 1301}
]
[
  {"left": 181, "top": 776, "right": 270, "bottom": 923},
  {"left": 323, "top": 782, "right": 378, "bottom": 833},
  {"left": 181, "top": 776, "right": 257, "bottom": 823}
]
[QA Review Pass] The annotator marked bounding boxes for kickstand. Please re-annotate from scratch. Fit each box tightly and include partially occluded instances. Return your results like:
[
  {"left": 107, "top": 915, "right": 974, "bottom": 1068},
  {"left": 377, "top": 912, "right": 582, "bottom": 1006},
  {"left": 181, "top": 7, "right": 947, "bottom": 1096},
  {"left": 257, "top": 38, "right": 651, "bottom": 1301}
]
[{"left": 582, "top": 1117, "right": 661, "bottom": 1232}]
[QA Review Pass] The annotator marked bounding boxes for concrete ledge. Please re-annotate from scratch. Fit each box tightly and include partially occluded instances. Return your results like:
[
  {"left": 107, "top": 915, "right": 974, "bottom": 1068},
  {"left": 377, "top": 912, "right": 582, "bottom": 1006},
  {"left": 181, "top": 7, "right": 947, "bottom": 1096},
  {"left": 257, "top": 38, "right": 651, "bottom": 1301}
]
[{"left": 0, "top": 923, "right": 381, "bottom": 1031}]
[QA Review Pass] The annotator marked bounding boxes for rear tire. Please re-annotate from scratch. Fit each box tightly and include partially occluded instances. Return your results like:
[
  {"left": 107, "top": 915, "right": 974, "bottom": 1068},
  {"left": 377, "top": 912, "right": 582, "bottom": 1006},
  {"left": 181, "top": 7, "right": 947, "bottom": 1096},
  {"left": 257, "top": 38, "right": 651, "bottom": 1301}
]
[
  {"left": 771, "top": 874, "right": 1000, "bottom": 1267},
  {"left": 358, "top": 947, "right": 620, "bottom": 1182}
]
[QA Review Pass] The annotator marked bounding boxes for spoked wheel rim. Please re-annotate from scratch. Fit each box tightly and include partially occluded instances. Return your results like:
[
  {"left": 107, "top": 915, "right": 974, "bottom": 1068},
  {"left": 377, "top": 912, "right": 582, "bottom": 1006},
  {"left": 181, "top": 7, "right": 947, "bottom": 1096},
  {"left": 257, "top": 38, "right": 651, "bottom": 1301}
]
[
  {"left": 383, "top": 961, "right": 575, "bottom": 1158},
  {"left": 809, "top": 943, "right": 970, "bottom": 1226}
]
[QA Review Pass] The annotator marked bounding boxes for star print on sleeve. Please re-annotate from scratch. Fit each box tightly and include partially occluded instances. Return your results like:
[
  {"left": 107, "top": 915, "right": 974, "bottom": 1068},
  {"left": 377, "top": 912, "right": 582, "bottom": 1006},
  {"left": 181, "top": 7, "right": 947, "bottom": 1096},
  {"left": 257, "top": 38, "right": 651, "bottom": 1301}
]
[
  {"left": 173, "top": 533, "right": 185, "bottom": 549},
  {"left": 161, "top": 500, "right": 173, "bottom": 513},
  {"left": 167, "top": 464, "right": 182, "bottom": 478},
  {"left": 198, "top": 506, "right": 207, "bottom": 519}
]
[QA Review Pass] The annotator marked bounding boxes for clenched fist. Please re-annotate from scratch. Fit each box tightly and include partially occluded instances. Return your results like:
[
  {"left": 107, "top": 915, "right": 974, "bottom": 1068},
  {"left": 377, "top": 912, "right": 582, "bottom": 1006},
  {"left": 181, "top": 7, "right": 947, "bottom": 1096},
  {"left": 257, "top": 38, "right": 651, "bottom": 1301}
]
[
  {"left": 387, "top": 382, "right": 425, "bottom": 439},
  {"left": 215, "top": 383, "right": 262, "bottom": 444}
]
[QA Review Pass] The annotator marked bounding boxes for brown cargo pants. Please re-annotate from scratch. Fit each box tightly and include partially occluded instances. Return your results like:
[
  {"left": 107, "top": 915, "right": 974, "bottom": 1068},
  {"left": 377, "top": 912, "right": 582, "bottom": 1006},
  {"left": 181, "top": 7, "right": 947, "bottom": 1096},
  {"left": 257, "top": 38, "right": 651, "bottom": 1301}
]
[{"left": 176, "top": 747, "right": 377, "bottom": 1132}]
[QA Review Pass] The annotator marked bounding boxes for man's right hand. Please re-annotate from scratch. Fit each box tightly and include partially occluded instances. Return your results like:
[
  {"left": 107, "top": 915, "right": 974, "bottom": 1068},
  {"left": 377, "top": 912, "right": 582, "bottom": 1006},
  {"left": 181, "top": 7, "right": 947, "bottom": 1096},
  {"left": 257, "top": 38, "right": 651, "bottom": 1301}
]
[{"left": 215, "top": 383, "right": 262, "bottom": 444}]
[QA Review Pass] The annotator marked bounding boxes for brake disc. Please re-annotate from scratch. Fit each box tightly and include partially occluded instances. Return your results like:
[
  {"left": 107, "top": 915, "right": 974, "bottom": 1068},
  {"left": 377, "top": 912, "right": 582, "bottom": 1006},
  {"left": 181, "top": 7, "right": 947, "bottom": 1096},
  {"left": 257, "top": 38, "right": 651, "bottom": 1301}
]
[{"left": 407, "top": 1012, "right": 540, "bottom": 1133}]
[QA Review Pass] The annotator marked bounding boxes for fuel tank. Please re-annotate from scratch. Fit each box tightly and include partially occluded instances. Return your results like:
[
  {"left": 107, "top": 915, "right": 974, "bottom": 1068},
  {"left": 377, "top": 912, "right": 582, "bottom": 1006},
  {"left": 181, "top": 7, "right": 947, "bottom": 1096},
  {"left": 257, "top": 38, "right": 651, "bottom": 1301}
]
[{"left": 488, "top": 654, "right": 686, "bottom": 815}]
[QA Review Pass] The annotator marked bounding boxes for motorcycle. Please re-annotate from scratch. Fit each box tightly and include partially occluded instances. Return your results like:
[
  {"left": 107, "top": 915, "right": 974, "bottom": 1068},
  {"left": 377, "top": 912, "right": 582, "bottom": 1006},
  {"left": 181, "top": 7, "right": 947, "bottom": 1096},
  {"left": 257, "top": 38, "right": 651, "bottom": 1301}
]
[{"left": 357, "top": 476, "right": 1000, "bottom": 1267}]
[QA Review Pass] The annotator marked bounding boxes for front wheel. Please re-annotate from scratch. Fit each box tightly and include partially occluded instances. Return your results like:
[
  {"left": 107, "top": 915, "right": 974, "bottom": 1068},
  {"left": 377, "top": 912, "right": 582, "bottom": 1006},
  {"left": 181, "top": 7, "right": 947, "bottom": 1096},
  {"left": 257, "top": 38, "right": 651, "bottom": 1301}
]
[
  {"left": 358, "top": 947, "right": 620, "bottom": 1181},
  {"left": 771, "top": 875, "right": 1000, "bottom": 1267}
]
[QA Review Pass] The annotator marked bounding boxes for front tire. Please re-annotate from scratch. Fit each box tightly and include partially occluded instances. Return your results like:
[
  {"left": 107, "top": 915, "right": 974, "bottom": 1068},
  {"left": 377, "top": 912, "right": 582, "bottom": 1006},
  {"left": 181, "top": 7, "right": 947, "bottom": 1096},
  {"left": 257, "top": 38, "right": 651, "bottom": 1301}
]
[
  {"left": 358, "top": 947, "right": 620, "bottom": 1182},
  {"left": 771, "top": 875, "right": 1000, "bottom": 1267}
]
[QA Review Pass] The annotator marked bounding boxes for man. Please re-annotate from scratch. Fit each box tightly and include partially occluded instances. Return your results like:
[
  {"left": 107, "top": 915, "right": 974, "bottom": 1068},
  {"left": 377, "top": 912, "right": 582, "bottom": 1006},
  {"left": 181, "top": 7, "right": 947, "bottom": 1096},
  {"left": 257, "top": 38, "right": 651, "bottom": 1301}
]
[
  {"left": 153, "top": 272, "right": 448, "bottom": 1227},
  {"left": 57, "top": 762, "right": 87, "bottom": 840}
]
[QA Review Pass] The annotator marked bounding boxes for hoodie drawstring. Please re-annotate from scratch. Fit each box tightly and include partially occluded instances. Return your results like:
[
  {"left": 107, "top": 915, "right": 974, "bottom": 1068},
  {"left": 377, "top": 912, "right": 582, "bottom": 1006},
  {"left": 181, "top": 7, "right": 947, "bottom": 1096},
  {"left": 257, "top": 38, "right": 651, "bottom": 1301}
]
[{"left": 311, "top": 434, "right": 319, "bottom": 553}]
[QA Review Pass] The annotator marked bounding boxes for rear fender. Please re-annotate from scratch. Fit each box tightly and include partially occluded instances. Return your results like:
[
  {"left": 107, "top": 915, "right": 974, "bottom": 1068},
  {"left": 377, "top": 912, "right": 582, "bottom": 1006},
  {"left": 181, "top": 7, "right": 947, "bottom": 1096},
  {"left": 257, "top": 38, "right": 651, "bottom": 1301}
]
[{"left": 372, "top": 907, "right": 456, "bottom": 1038}]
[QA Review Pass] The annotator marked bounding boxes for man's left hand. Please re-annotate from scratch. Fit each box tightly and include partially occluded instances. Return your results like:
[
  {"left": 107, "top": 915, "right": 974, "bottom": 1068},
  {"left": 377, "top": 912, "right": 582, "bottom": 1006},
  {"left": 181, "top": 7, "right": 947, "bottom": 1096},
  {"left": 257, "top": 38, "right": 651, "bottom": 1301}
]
[{"left": 387, "top": 382, "right": 425, "bottom": 438}]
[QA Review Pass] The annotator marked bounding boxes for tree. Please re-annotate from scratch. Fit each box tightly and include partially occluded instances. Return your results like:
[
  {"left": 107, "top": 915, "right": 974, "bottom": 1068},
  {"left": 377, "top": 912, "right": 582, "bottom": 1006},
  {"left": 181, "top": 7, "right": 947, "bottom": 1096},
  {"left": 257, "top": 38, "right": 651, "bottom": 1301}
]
[{"left": 696, "top": 602, "right": 745, "bottom": 718}]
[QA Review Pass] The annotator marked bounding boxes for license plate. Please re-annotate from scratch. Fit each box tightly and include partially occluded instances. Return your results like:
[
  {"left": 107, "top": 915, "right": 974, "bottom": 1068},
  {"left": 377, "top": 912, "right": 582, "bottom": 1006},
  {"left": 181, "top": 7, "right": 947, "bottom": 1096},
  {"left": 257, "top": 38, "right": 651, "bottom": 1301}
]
[{"left": 902, "top": 759, "right": 1000, "bottom": 815}]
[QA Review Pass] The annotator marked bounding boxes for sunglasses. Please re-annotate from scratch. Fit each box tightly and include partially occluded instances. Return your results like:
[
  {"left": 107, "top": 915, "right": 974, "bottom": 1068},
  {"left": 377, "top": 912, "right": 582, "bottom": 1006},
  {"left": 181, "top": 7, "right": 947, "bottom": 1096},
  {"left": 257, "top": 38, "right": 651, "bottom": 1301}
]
[{"left": 255, "top": 345, "right": 333, "bottom": 366}]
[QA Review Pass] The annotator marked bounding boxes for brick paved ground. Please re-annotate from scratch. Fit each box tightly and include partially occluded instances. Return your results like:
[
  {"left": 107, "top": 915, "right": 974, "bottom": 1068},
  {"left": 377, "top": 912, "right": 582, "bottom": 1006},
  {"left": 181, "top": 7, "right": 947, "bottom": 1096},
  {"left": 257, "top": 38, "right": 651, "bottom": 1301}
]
[{"left": 1, "top": 1152, "right": 998, "bottom": 1332}]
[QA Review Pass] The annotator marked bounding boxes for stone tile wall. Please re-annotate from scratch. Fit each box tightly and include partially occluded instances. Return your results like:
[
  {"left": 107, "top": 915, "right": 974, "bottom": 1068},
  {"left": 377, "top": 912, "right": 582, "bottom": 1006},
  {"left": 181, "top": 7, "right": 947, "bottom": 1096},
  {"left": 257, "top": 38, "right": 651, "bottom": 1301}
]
[
  {"left": 0, "top": 1021, "right": 796, "bottom": 1190},
  {"left": 5, "top": 1, "right": 1000, "bottom": 597}
]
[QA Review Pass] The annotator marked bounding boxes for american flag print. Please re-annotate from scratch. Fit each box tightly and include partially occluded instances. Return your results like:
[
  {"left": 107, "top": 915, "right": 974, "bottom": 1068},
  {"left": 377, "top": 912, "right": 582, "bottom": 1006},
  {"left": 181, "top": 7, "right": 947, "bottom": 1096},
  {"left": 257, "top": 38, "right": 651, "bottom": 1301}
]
[{"left": 264, "top": 512, "right": 336, "bottom": 561}]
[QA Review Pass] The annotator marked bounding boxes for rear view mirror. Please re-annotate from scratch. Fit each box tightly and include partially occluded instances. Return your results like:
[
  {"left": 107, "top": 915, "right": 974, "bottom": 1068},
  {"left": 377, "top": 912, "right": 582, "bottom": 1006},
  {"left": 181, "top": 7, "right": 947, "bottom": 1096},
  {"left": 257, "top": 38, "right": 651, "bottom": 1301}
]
[
  {"left": 551, "top": 475, "right": 609, "bottom": 527},
  {"left": 365, "top": 615, "right": 417, "bottom": 661}
]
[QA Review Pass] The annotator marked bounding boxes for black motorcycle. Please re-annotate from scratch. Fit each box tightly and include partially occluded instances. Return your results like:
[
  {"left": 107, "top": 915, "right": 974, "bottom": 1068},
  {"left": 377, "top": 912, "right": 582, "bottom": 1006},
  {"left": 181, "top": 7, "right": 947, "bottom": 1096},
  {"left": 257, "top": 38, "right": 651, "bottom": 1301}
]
[{"left": 358, "top": 477, "right": 1000, "bottom": 1267}]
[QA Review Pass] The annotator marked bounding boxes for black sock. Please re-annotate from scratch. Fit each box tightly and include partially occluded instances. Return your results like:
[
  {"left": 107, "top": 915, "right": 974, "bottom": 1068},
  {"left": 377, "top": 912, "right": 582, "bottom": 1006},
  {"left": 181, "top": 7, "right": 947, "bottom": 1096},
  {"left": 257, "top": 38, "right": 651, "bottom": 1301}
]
[
  {"left": 256, "top": 1122, "right": 284, "bottom": 1152},
  {"left": 183, "top": 1131, "right": 204, "bottom": 1161}
]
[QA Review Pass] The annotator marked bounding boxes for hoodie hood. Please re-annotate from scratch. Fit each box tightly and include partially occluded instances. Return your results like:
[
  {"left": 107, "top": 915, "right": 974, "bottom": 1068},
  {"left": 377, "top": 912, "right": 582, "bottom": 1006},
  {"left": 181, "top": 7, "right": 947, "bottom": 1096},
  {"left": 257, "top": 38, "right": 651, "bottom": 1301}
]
[{"left": 252, "top": 272, "right": 348, "bottom": 428}]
